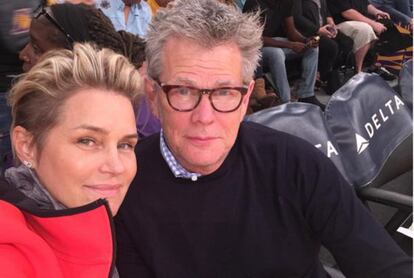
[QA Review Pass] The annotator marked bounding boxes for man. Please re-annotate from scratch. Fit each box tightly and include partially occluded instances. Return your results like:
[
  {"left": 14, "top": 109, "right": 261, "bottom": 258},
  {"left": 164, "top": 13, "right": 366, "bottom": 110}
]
[
  {"left": 243, "top": 0, "right": 324, "bottom": 109},
  {"left": 369, "top": 0, "right": 412, "bottom": 26},
  {"left": 327, "top": 0, "right": 390, "bottom": 72},
  {"left": 95, "top": 0, "right": 151, "bottom": 37},
  {"left": 292, "top": 0, "right": 354, "bottom": 94},
  {"left": 115, "top": 0, "right": 412, "bottom": 277}
]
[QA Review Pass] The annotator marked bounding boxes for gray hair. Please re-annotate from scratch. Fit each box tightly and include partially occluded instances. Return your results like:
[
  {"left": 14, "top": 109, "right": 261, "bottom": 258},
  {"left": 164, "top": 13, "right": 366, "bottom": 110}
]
[{"left": 145, "top": 0, "right": 263, "bottom": 84}]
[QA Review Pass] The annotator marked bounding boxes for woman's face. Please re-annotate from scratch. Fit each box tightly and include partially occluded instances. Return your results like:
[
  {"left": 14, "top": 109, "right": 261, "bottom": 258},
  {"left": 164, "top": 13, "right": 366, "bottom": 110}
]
[
  {"left": 19, "top": 17, "right": 66, "bottom": 72},
  {"left": 31, "top": 89, "right": 138, "bottom": 215}
]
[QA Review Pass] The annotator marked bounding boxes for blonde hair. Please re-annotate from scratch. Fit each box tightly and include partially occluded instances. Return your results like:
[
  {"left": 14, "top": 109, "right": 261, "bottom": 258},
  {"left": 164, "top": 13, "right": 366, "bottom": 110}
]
[{"left": 9, "top": 43, "right": 143, "bottom": 154}]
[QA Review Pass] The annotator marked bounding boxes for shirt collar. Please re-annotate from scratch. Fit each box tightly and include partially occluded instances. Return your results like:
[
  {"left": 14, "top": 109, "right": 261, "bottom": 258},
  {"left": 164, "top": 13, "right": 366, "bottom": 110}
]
[
  {"left": 116, "top": 0, "right": 142, "bottom": 12},
  {"left": 159, "top": 129, "right": 202, "bottom": 181}
]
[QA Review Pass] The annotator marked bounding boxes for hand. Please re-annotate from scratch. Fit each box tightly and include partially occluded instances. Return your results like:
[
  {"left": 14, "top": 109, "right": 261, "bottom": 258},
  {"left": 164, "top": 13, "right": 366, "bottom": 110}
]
[
  {"left": 376, "top": 11, "right": 391, "bottom": 20},
  {"left": 305, "top": 36, "right": 320, "bottom": 48},
  {"left": 290, "top": 42, "right": 307, "bottom": 54},
  {"left": 319, "top": 25, "right": 336, "bottom": 38},
  {"left": 327, "top": 24, "right": 338, "bottom": 37},
  {"left": 372, "top": 21, "right": 387, "bottom": 34}
]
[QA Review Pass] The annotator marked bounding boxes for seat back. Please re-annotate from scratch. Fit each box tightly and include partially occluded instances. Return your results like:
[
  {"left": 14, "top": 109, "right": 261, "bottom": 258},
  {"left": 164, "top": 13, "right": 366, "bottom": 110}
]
[
  {"left": 325, "top": 73, "right": 412, "bottom": 188},
  {"left": 399, "top": 59, "right": 412, "bottom": 109},
  {"left": 245, "top": 103, "right": 350, "bottom": 183}
]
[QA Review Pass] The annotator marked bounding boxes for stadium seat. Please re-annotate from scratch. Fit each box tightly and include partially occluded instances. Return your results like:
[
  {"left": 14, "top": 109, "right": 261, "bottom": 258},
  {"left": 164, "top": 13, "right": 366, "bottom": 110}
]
[
  {"left": 245, "top": 102, "right": 350, "bottom": 184},
  {"left": 325, "top": 73, "right": 412, "bottom": 188},
  {"left": 245, "top": 73, "right": 413, "bottom": 273},
  {"left": 399, "top": 59, "right": 412, "bottom": 110},
  {"left": 325, "top": 72, "right": 412, "bottom": 237}
]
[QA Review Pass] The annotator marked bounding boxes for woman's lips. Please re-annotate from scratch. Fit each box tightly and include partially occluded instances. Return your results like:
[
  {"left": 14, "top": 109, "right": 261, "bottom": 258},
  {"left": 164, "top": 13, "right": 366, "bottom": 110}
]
[{"left": 84, "top": 184, "right": 122, "bottom": 198}]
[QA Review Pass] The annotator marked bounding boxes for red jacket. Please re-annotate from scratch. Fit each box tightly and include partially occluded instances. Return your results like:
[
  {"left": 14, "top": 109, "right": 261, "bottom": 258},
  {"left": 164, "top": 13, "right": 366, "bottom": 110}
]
[{"left": 0, "top": 198, "right": 115, "bottom": 278}]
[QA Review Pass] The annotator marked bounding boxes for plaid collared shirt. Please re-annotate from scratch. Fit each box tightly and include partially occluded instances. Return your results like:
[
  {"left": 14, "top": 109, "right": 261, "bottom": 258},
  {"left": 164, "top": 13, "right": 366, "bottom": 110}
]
[{"left": 160, "top": 129, "right": 201, "bottom": 181}]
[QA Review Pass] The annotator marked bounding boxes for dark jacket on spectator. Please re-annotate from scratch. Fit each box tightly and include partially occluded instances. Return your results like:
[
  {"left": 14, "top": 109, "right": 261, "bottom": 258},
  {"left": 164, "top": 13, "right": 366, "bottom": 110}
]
[
  {"left": 328, "top": 0, "right": 370, "bottom": 24},
  {"left": 293, "top": 0, "right": 331, "bottom": 37}
]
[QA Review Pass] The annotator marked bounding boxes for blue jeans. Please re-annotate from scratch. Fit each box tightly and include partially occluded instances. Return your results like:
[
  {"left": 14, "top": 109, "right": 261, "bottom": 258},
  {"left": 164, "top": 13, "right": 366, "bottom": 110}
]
[
  {"left": 371, "top": 0, "right": 412, "bottom": 25},
  {"left": 262, "top": 38, "right": 318, "bottom": 102}
]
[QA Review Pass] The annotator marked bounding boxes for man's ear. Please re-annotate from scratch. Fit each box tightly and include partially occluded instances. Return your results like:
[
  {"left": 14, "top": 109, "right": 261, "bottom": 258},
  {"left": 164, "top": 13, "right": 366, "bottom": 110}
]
[
  {"left": 144, "top": 76, "right": 160, "bottom": 119},
  {"left": 239, "top": 80, "right": 254, "bottom": 119},
  {"left": 12, "top": 126, "right": 37, "bottom": 166},
  {"left": 244, "top": 80, "right": 255, "bottom": 104}
]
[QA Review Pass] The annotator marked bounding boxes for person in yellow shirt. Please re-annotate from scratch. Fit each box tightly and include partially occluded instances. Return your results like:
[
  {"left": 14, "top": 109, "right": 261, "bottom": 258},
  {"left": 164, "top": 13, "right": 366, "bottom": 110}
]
[{"left": 146, "top": 0, "right": 171, "bottom": 14}]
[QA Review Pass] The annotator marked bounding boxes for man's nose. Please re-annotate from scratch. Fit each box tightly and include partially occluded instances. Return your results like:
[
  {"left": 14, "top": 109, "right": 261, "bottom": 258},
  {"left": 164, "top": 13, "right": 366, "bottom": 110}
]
[{"left": 191, "top": 94, "right": 215, "bottom": 124}]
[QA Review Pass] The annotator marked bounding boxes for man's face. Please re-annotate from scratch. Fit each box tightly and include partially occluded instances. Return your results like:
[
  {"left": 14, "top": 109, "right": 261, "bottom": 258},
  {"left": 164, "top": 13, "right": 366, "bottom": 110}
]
[{"left": 148, "top": 37, "right": 253, "bottom": 175}]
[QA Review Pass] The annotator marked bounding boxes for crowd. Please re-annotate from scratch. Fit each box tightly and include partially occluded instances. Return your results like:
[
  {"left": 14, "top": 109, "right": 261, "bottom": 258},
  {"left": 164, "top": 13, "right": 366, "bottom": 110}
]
[{"left": 0, "top": 0, "right": 412, "bottom": 277}]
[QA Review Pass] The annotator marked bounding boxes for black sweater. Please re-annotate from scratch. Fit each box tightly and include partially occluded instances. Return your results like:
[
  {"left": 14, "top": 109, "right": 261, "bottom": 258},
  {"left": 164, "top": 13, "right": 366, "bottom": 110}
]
[{"left": 116, "top": 122, "right": 411, "bottom": 278}]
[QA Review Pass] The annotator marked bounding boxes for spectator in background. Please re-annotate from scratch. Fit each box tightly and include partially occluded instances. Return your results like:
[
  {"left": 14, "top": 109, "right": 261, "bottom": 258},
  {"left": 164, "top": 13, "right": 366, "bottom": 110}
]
[
  {"left": 147, "top": 0, "right": 172, "bottom": 14},
  {"left": 19, "top": 3, "right": 146, "bottom": 71},
  {"left": 95, "top": 0, "right": 161, "bottom": 136},
  {"left": 327, "top": 0, "right": 390, "bottom": 72},
  {"left": 235, "top": 0, "right": 246, "bottom": 9},
  {"left": 244, "top": 0, "right": 325, "bottom": 110},
  {"left": 96, "top": 0, "right": 151, "bottom": 37},
  {"left": 19, "top": 3, "right": 160, "bottom": 138},
  {"left": 59, "top": 0, "right": 96, "bottom": 4},
  {"left": 0, "top": 0, "right": 40, "bottom": 173},
  {"left": 219, "top": 0, "right": 247, "bottom": 9},
  {"left": 293, "top": 0, "right": 354, "bottom": 94},
  {"left": 369, "top": 0, "right": 412, "bottom": 26}
]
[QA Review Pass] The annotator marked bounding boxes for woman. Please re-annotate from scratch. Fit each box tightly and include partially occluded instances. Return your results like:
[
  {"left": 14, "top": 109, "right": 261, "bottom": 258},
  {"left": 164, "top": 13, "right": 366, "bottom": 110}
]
[
  {"left": 0, "top": 43, "right": 142, "bottom": 277},
  {"left": 19, "top": 3, "right": 160, "bottom": 137}
]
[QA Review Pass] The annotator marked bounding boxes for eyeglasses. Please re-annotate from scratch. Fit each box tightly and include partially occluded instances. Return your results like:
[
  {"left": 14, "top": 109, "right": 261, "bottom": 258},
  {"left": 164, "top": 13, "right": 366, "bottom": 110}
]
[
  {"left": 33, "top": 5, "right": 75, "bottom": 44},
  {"left": 154, "top": 81, "right": 249, "bottom": 113}
]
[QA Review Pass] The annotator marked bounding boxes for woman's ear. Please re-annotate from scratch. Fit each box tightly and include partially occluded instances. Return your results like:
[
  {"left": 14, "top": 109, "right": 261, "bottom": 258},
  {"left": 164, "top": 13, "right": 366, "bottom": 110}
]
[{"left": 12, "top": 126, "right": 37, "bottom": 167}]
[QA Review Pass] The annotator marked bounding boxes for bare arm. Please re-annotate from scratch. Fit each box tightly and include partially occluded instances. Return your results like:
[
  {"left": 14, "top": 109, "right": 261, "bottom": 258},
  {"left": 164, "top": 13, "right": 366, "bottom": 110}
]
[
  {"left": 285, "top": 16, "right": 307, "bottom": 43},
  {"left": 262, "top": 36, "right": 308, "bottom": 54},
  {"left": 342, "top": 8, "right": 387, "bottom": 34},
  {"left": 326, "top": 16, "right": 335, "bottom": 26},
  {"left": 367, "top": 4, "right": 391, "bottom": 19}
]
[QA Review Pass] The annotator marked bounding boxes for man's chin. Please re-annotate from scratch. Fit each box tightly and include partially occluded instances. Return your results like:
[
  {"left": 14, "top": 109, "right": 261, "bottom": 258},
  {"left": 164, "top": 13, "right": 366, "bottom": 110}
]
[{"left": 183, "top": 154, "right": 225, "bottom": 175}]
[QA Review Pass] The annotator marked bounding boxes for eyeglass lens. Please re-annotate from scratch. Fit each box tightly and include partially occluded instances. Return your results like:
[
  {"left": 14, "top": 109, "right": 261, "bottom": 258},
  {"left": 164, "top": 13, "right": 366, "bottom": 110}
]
[{"left": 164, "top": 85, "right": 246, "bottom": 112}]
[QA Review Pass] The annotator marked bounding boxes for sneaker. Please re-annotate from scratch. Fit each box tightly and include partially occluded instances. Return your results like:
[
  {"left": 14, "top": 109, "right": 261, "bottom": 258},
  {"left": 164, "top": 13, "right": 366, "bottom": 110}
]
[
  {"left": 298, "top": 96, "right": 326, "bottom": 111},
  {"left": 257, "top": 93, "right": 278, "bottom": 108}
]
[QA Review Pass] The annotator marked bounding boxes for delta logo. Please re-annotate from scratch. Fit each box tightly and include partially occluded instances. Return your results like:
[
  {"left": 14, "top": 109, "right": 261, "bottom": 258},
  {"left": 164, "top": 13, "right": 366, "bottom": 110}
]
[{"left": 355, "top": 95, "right": 406, "bottom": 155}]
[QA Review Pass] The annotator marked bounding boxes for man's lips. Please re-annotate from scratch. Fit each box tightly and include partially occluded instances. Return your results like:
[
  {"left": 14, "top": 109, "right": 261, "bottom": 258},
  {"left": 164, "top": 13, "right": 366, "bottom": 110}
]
[
  {"left": 186, "top": 136, "right": 219, "bottom": 146},
  {"left": 84, "top": 184, "right": 122, "bottom": 198}
]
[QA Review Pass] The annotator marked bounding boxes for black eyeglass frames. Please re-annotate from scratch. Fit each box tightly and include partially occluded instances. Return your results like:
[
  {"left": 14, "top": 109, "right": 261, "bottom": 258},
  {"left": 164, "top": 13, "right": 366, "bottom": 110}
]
[{"left": 154, "top": 80, "right": 249, "bottom": 113}]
